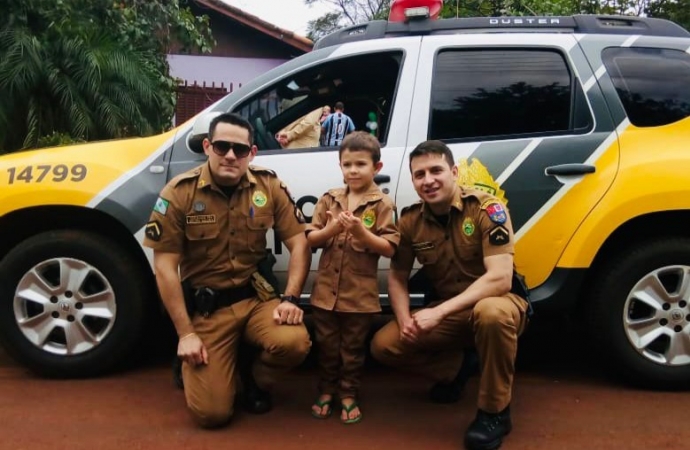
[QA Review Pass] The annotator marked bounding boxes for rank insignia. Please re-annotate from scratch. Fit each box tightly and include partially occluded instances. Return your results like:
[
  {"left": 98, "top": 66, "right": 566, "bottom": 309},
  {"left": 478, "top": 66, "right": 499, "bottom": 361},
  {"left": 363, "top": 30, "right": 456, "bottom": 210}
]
[
  {"left": 252, "top": 190, "right": 268, "bottom": 207},
  {"left": 145, "top": 220, "right": 162, "bottom": 242},
  {"left": 485, "top": 203, "right": 507, "bottom": 224},
  {"left": 153, "top": 197, "right": 169, "bottom": 216},
  {"left": 295, "top": 207, "right": 306, "bottom": 224},
  {"left": 362, "top": 209, "right": 376, "bottom": 228},
  {"left": 489, "top": 226, "right": 509, "bottom": 246},
  {"left": 462, "top": 218, "right": 475, "bottom": 236}
]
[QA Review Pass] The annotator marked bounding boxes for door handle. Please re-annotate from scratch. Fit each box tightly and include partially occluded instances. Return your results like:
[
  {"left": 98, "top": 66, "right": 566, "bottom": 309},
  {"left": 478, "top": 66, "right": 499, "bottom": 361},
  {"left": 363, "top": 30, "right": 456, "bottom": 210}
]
[
  {"left": 374, "top": 174, "right": 391, "bottom": 185},
  {"left": 545, "top": 164, "right": 596, "bottom": 176}
]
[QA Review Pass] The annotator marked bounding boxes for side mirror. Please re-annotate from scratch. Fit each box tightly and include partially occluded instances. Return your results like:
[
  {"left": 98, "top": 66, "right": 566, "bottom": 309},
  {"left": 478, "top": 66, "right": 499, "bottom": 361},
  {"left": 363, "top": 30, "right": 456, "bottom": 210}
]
[{"left": 186, "top": 112, "right": 222, "bottom": 154}]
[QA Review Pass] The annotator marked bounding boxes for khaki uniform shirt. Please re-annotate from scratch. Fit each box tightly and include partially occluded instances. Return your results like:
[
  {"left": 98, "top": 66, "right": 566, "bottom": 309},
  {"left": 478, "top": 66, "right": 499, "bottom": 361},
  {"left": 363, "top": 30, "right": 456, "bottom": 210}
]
[
  {"left": 307, "top": 185, "right": 400, "bottom": 313},
  {"left": 391, "top": 187, "right": 514, "bottom": 301},
  {"left": 142, "top": 163, "right": 305, "bottom": 290},
  {"left": 279, "top": 107, "right": 323, "bottom": 149}
]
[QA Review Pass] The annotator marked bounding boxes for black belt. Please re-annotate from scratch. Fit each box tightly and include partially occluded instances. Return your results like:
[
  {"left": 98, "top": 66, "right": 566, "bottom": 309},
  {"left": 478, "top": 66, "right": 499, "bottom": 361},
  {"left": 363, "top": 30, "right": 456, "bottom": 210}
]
[{"left": 214, "top": 284, "right": 257, "bottom": 307}]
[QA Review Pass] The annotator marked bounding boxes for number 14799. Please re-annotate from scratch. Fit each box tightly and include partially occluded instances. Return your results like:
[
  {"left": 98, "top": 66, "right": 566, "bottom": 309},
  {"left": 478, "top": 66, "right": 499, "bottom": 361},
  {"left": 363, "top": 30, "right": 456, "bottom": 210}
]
[{"left": 6, "top": 164, "right": 88, "bottom": 184}]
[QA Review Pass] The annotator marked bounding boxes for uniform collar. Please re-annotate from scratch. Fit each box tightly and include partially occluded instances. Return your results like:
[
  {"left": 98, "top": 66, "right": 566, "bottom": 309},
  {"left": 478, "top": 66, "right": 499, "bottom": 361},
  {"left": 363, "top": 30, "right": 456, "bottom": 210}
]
[
  {"left": 329, "top": 184, "right": 383, "bottom": 210},
  {"left": 196, "top": 162, "right": 255, "bottom": 191},
  {"left": 421, "top": 186, "right": 464, "bottom": 220}
]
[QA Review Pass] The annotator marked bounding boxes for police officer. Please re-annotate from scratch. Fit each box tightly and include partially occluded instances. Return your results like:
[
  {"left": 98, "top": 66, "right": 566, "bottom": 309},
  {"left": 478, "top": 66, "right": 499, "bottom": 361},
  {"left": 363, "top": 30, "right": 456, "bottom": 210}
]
[
  {"left": 370, "top": 140, "right": 529, "bottom": 450},
  {"left": 143, "top": 113, "right": 312, "bottom": 428}
]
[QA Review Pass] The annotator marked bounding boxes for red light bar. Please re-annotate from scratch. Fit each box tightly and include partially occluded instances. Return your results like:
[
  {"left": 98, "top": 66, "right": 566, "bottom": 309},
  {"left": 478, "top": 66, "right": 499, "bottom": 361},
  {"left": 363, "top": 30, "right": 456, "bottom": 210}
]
[{"left": 389, "top": 0, "right": 442, "bottom": 22}]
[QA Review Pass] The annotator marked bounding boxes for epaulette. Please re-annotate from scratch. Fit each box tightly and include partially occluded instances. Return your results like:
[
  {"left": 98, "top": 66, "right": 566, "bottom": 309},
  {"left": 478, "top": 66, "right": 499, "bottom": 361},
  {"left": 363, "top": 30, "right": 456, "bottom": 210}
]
[
  {"left": 249, "top": 165, "right": 277, "bottom": 177},
  {"left": 460, "top": 187, "right": 501, "bottom": 209},
  {"left": 171, "top": 166, "right": 202, "bottom": 187},
  {"left": 400, "top": 201, "right": 423, "bottom": 217}
]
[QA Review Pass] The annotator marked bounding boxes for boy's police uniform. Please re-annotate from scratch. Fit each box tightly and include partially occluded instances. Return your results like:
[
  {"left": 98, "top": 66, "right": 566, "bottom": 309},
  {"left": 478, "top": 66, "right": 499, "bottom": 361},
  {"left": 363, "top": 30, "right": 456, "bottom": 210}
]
[
  {"left": 143, "top": 162, "right": 311, "bottom": 427},
  {"left": 307, "top": 184, "right": 400, "bottom": 399},
  {"left": 371, "top": 187, "right": 529, "bottom": 415}
]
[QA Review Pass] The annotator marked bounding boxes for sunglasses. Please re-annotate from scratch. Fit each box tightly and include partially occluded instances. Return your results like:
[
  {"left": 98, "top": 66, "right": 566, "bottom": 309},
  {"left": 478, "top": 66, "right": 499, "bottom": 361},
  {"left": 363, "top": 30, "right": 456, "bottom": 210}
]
[{"left": 210, "top": 140, "right": 252, "bottom": 158}]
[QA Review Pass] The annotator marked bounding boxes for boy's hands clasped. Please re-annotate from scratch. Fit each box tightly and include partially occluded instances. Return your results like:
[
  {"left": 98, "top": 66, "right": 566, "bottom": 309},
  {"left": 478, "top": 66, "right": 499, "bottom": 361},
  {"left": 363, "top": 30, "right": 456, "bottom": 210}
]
[{"left": 338, "top": 210, "right": 366, "bottom": 238}]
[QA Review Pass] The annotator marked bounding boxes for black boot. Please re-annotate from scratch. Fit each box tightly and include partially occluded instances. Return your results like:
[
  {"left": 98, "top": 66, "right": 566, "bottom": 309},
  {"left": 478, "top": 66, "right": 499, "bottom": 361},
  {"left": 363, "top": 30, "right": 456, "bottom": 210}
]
[
  {"left": 241, "top": 373, "right": 273, "bottom": 414},
  {"left": 172, "top": 357, "right": 184, "bottom": 390},
  {"left": 429, "top": 348, "right": 480, "bottom": 404},
  {"left": 238, "top": 346, "right": 272, "bottom": 414},
  {"left": 464, "top": 405, "right": 512, "bottom": 450}
]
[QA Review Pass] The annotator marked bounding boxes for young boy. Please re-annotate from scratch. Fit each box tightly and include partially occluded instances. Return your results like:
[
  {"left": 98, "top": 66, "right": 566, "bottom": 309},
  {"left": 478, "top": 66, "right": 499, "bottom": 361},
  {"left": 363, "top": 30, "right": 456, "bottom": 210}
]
[{"left": 306, "top": 131, "right": 400, "bottom": 424}]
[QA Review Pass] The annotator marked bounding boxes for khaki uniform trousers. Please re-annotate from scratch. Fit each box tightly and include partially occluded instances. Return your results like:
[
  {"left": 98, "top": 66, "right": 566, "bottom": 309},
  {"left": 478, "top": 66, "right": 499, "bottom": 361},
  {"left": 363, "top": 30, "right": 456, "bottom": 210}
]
[
  {"left": 312, "top": 307, "right": 375, "bottom": 399},
  {"left": 183, "top": 297, "right": 311, "bottom": 427},
  {"left": 370, "top": 294, "right": 528, "bottom": 413}
]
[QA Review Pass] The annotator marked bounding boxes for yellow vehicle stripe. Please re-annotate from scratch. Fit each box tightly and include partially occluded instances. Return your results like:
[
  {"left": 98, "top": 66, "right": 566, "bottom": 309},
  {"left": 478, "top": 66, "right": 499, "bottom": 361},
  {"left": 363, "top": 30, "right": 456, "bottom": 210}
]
[
  {"left": 0, "top": 130, "right": 176, "bottom": 217},
  {"left": 514, "top": 123, "right": 623, "bottom": 287},
  {"left": 558, "top": 116, "right": 690, "bottom": 268}
]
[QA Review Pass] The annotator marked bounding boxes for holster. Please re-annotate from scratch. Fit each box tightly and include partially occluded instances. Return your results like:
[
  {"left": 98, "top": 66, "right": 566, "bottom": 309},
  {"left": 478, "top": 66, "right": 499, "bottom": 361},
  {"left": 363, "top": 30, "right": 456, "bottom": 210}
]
[
  {"left": 251, "top": 250, "right": 281, "bottom": 302},
  {"left": 511, "top": 272, "right": 534, "bottom": 318},
  {"left": 180, "top": 280, "right": 256, "bottom": 318}
]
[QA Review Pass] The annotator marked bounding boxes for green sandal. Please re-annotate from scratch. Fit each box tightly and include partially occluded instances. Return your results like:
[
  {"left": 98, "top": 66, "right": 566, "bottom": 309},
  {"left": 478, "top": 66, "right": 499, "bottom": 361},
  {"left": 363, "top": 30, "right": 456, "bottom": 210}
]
[
  {"left": 341, "top": 400, "right": 363, "bottom": 424},
  {"left": 311, "top": 396, "right": 333, "bottom": 419}
]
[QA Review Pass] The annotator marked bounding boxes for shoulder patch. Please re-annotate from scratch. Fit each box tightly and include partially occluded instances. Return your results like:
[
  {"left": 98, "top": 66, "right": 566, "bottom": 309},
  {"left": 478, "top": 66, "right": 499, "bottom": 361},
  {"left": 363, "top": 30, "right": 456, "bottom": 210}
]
[
  {"left": 145, "top": 220, "right": 162, "bottom": 242},
  {"left": 484, "top": 202, "right": 507, "bottom": 224},
  {"left": 489, "top": 225, "right": 510, "bottom": 245},
  {"left": 249, "top": 165, "right": 277, "bottom": 177}
]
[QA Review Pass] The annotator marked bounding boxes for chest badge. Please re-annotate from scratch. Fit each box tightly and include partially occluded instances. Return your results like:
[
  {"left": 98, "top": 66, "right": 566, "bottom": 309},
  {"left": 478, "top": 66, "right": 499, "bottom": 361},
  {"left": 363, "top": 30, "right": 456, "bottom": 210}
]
[
  {"left": 252, "top": 190, "right": 268, "bottom": 207},
  {"left": 462, "top": 217, "right": 475, "bottom": 236},
  {"left": 362, "top": 209, "right": 376, "bottom": 228},
  {"left": 193, "top": 201, "right": 206, "bottom": 212}
]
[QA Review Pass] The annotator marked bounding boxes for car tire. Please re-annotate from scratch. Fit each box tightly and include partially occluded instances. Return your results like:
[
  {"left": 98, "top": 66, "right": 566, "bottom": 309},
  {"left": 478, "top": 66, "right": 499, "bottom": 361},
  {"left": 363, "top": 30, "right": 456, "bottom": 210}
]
[
  {"left": 0, "top": 230, "right": 148, "bottom": 378},
  {"left": 587, "top": 238, "right": 690, "bottom": 389}
]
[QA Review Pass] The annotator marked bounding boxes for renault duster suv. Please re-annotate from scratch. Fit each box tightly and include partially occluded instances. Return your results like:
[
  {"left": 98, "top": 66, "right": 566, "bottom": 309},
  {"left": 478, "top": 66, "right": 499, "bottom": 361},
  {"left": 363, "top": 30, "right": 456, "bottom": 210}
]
[{"left": 0, "top": 4, "right": 689, "bottom": 389}]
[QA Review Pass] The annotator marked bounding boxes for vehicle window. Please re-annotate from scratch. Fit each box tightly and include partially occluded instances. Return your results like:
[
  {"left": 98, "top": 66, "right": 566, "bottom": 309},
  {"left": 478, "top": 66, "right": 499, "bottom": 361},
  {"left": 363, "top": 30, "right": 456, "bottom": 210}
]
[
  {"left": 602, "top": 47, "right": 690, "bottom": 127},
  {"left": 429, "top": 49, "right": 590, "bottom": 141},
  {"left": 233, "top": 51, "right": 403, "bottom": 150}
]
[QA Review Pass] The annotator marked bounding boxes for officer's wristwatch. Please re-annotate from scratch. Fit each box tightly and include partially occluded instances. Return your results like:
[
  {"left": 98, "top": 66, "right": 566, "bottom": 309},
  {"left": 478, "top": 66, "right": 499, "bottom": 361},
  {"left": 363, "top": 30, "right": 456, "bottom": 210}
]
[{"left": 281, "top": 295, "right": 300, "bottom": 305}]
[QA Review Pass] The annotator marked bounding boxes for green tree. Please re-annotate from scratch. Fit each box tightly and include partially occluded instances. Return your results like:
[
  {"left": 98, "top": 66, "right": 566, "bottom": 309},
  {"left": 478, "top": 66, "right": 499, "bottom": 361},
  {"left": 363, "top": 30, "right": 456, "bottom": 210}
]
[
  {"left": 305, "top": 0, "right": 392, "bottom": 40},
  {"left": 646, "top": 0, "right": 690, "bottom": 31},
  {"left": 306, "top": 0, "right": 689, "bottom": 41},
  {"left": 0, "top": 0, "right": 213, "bottom": 153}
]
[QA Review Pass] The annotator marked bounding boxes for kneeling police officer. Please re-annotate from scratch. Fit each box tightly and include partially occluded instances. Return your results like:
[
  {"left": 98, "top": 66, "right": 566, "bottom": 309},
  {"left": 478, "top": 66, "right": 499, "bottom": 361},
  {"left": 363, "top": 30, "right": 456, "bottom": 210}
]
[{"left": 143, "top": 113, "right": 311, "bottom": 428}]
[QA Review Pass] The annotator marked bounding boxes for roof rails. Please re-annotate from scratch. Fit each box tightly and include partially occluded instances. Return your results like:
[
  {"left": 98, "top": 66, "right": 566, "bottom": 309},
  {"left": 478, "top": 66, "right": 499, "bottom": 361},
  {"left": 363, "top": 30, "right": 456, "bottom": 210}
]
[{"left": 313, "top": 14, "right": 690, "bottom": 50}]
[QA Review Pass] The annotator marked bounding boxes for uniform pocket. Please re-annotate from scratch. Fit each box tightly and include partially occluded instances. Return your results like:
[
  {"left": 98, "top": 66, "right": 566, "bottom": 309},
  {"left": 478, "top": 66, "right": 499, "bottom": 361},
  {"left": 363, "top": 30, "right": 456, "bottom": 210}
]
[
  {"left": 349, "top": 238, "right": 378, "bottom": 276},
  {"left": 247, "top": 215, "right": 274, "bottom": 251},
  {"left": 184, "top": 224, "right": 220, "bottom": 258}
]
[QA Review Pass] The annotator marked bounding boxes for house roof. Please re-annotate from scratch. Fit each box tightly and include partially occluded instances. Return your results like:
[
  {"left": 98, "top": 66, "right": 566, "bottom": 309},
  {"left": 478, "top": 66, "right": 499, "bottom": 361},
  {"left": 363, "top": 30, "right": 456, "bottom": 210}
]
[{"left": 194, "top": 0, "right": 313, "bottom": 53}]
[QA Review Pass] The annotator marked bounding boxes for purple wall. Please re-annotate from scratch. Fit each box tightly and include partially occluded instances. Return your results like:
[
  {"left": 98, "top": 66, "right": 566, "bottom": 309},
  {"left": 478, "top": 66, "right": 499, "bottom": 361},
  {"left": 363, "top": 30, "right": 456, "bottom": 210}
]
[{"left": 168, "top": 54, "right": 288, "bottom": 90}]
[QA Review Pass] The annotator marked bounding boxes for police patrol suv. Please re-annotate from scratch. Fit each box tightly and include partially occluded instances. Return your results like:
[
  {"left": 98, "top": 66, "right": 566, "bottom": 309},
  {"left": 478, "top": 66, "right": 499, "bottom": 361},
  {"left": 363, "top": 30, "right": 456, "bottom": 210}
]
[{"left": 1, "top": 0, "right": 689, "bottom": 389}]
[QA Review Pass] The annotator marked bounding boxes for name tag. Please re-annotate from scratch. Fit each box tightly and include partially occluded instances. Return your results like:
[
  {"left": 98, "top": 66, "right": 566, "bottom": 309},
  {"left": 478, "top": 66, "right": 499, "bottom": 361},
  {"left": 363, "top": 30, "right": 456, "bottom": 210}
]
[
  {"left": 186, "top": 214, "right": 216, "bottom": 225},
  {"left": 412, "top": 241, "right": 434, "bottom": 251}
]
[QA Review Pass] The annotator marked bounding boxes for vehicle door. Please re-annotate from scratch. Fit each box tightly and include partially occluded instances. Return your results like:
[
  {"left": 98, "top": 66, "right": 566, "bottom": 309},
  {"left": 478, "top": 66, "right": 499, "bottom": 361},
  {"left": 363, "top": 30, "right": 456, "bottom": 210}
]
[
  {"left": 401, "top": 33, "right": 620, "bottom": 291},
  {"left": 167, "top": 38, "right": 422, "bottom": 297}
]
